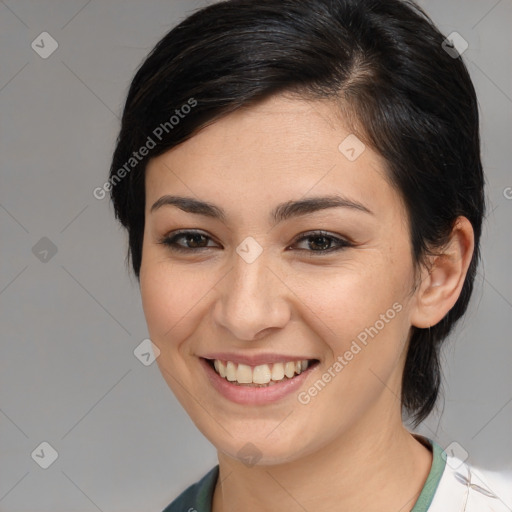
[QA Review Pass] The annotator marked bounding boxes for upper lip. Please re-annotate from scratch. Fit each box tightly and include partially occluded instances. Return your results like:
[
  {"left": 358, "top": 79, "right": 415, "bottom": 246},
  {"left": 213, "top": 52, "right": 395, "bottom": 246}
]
[{"left": 200, "top": 352, "right": 318, "bottom": 366}]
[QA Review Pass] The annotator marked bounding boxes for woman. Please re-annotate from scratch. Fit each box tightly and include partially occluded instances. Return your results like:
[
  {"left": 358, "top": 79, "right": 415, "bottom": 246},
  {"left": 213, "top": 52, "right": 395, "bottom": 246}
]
[{"left": 108, "top": 0, "right": 511, "bottom": 510}]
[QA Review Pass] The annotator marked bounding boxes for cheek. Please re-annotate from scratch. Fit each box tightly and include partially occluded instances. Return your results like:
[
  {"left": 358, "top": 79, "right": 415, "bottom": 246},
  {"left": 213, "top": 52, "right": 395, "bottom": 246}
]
[
  {"left": 289, "top": 257, "right": 412, "bottom": 391},
  {"left": 291, "top": 257, "right": 409, "bottom": 337},
  {"left": 139, "top": 258, "right": 212, "bottom": 345},
  {"left": 286, "top": 270, "right": 410, "bottom": 439}
]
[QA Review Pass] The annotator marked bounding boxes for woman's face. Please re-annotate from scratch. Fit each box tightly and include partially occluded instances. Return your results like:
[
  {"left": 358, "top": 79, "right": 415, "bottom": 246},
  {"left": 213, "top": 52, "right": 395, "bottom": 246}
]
[{"left": 140, "top": 94, "right": 420, "bottom": 465}]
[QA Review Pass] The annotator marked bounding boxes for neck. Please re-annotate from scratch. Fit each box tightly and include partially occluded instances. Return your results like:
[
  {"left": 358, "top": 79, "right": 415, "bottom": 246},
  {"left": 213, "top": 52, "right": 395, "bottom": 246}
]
[{"left": 213, "top": 406, "right": 432, "bottom": 512}]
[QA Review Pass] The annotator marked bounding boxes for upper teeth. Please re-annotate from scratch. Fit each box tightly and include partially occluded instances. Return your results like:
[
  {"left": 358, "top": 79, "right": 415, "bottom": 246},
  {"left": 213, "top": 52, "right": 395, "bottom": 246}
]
[{"left": 212, "top": 359, "right": 310, "bottom": 384}]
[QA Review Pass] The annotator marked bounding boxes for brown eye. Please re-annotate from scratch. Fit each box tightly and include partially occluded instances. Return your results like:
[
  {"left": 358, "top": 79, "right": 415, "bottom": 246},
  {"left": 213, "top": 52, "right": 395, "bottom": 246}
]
[
  {"left": 158, "top": 229, "right": 352, "bottom": 256},
  {"left": 292, "top": 231, "right": 352, "bottom": 255},
  {"left": 158, "top": 230, "right": 218, "bottom": 253}
]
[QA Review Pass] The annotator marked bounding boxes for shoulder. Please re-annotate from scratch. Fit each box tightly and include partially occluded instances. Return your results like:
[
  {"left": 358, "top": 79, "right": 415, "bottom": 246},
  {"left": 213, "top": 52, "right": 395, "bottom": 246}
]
[
  {"left": 429, "top": 453, "right": 512, "bottom": 511},
  {"left": 161, "top": 465, "right": 219, "bottom": 512}
]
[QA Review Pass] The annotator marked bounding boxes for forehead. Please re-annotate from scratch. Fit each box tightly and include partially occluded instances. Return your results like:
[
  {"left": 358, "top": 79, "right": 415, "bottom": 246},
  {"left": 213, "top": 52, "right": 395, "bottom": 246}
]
[{"left": 144, "top": 94, "right": 402, "bottom": 221}]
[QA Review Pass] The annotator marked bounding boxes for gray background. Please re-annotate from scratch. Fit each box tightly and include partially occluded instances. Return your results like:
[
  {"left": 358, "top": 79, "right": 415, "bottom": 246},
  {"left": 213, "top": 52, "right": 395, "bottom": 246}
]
[{"left": 0, "top": 0, "right": 510, "bottom": 510}]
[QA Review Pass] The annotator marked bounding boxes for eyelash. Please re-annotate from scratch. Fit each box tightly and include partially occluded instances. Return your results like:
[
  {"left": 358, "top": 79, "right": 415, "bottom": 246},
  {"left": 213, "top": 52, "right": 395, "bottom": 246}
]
[{"left": 157, "top": 230, "right": 353, "bottom": 256}]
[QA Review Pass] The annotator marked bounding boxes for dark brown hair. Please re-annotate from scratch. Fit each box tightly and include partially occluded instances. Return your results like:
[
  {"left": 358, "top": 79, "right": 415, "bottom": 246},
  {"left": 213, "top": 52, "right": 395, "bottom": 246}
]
[{"left": 109, "top": 0, "right": 485, "bottom": 426}]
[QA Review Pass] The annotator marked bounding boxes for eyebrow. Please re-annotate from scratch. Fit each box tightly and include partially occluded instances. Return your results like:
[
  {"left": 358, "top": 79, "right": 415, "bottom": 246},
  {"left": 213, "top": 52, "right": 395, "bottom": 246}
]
[{"left": 150, "top": 194, "right": 373, "bottom": 225}]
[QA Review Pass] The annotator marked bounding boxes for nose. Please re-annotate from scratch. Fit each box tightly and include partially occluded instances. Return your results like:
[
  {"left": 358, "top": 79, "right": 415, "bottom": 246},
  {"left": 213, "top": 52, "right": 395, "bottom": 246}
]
[{"left": 212, "top": 251, "right": 291, "bottom": 341}]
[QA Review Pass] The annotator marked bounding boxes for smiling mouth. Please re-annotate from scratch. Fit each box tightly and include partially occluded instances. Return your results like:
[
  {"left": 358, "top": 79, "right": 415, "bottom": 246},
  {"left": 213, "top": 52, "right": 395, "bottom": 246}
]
[{"left": 203, "top": 358, "right": 320, "bottom": 387}]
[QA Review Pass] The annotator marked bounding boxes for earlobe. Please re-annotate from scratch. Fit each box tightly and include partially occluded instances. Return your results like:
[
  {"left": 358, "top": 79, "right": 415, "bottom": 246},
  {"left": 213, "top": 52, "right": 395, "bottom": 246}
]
[{"left": 410, "top": 217, "right": 475, "bottom": 329}]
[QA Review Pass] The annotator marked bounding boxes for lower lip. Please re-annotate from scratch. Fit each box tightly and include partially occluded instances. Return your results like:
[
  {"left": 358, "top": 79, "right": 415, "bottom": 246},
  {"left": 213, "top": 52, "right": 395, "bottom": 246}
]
[{"left": 200, "top": 357, "right": 318, "bottom": 405}]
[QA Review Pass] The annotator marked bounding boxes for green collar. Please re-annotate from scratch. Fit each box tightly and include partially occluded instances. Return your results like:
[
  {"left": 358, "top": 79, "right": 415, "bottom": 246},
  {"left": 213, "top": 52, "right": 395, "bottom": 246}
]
[{"left": 410, "top": 437, "right": 447, "bottom": 511}]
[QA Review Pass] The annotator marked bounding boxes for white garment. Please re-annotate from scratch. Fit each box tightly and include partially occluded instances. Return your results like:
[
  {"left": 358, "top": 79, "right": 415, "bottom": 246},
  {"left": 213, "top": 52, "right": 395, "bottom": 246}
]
[{"left": 429, "top": 453, "right": 512, "bottom": 511}]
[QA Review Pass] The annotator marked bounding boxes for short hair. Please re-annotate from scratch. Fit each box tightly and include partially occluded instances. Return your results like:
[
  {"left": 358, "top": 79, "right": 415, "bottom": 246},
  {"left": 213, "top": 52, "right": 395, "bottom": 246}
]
[{"left": 109, "top": 0, "right": 485, "bottom": 426}]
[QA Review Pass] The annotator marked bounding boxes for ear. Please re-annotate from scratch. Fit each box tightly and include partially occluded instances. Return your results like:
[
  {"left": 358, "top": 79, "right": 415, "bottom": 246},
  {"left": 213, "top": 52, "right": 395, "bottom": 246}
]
[{"left": 410, "top": 216, "right": 475, "bottom": 329}]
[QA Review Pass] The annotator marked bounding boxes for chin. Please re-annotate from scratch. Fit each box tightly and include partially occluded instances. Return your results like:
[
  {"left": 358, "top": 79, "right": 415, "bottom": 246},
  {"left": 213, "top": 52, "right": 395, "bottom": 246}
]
[{"left": 207, "top": 425, "right": 318, "bottom": 467}]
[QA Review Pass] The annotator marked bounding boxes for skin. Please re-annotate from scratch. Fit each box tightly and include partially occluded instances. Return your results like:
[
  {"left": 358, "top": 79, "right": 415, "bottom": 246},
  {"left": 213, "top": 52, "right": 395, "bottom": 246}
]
[{"left": 139, "top": 93, "right": 474, "bottom": 512}]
